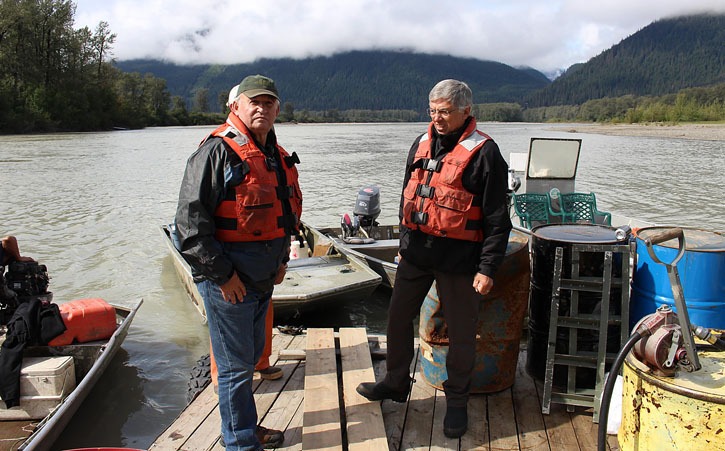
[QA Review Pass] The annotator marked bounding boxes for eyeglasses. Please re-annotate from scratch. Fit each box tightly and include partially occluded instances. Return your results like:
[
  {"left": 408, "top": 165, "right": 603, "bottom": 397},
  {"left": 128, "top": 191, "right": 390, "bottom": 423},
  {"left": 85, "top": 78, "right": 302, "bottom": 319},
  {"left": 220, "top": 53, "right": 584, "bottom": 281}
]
[{"left": 427, "top": 108, "right": 460, "bottom": 118}]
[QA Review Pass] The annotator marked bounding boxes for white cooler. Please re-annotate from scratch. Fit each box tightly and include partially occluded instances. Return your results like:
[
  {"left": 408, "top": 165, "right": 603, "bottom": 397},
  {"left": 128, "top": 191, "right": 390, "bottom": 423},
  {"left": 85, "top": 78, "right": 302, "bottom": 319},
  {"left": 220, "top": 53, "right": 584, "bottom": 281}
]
[{"left": 0, "top": 356, "right": 76, "bottom": 420}]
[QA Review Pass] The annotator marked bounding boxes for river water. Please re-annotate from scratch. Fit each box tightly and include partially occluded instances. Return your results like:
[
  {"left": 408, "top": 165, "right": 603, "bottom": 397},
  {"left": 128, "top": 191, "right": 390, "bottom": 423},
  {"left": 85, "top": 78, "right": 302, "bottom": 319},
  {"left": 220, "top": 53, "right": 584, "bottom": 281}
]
[{"left": 0, "top": 123, "right": 722, "bottom": 449}]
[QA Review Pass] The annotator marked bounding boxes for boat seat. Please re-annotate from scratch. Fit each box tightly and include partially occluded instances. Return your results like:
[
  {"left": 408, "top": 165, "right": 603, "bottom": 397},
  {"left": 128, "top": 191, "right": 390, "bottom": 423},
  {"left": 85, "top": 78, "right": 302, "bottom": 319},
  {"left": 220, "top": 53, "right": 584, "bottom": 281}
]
[
  {"left": 344, "top": 239, "right": 399, "bottom": 250},
  {"left": 512, "top": 193, "right": 551, "bottom": 229},
  {"left": 559, "top": 192, "right": 612, "bottom": 225},
  {"left": 288, "top": 256, "right": 338, "bottom": 268}
]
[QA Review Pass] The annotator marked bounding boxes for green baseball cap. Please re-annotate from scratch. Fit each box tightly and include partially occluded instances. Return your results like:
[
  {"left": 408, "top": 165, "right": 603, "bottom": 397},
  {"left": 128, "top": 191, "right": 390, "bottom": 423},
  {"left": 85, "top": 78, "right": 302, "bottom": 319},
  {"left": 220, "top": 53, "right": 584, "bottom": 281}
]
[{"left": 236, "top": 74, "right": 279, "bottom": 100}]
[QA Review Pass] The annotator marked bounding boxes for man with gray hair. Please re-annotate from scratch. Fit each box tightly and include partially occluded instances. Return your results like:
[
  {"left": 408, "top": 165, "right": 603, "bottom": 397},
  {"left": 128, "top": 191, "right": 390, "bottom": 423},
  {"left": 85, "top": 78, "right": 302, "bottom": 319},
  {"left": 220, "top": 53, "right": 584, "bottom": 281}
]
[{"left": 357, "top": 79, "right": 512, "bottom": 438}]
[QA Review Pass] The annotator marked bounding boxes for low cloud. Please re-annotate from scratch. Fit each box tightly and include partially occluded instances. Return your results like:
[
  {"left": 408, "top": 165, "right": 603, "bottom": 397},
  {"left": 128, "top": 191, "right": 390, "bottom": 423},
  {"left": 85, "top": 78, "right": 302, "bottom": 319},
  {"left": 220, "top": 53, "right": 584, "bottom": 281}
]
[{"left": 74, "top": 0, "right": 725, "bottom": 73}]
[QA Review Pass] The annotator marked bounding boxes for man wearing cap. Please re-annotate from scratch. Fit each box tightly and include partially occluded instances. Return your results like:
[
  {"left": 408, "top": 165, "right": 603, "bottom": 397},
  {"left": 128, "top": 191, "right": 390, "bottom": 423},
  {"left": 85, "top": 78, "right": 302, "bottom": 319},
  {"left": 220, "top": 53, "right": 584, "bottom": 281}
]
[{"left": 175, "top": 74, "right": 302, "bottom": 450}]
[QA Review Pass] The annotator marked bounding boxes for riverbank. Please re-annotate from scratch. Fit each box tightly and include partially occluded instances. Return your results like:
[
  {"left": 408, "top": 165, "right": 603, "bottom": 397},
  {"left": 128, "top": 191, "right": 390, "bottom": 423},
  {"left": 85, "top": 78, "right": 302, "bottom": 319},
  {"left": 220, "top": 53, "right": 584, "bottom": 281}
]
[{"left": 550, "top": 123, "right": 725, "bottom": 141}]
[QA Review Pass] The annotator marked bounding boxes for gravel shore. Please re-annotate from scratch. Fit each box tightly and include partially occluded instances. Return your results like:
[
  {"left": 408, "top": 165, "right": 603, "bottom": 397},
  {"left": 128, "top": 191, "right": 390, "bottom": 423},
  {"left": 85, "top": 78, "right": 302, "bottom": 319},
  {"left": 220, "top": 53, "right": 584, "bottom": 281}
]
[{"left": 549, "top": 123, "right": 725, "bottom": 141}]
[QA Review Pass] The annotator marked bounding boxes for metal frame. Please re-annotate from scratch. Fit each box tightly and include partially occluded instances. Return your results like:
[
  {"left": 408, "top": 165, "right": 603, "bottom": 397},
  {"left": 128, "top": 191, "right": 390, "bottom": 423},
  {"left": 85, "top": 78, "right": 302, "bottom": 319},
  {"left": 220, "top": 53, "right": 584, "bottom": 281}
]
[{"left": 541, "top": 242, "right": 633, "bottom": 422}]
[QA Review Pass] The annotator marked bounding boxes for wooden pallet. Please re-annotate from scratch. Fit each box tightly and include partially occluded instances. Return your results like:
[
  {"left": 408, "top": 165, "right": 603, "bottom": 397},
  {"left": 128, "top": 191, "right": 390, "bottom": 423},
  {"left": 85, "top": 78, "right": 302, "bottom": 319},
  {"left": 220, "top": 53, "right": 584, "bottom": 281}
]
[{"left": 149, "top": 328, "right": 620, "bottom": 451}]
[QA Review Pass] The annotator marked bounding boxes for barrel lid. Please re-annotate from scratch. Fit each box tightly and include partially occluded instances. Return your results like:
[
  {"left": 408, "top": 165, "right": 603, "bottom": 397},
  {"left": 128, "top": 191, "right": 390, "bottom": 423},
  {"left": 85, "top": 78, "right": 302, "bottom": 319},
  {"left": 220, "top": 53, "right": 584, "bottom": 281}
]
[
  {"left": 532, "top": 223, "right": 618, "bottom": 244},
  {"left": 636, "top": 227, "right": 725, "bottom": 252},
  {"left": 506, "top": 229, "right": 529, "bottom": 255},
  {"left": 627, "top": 350, "right": 725, "bottom": 399}
]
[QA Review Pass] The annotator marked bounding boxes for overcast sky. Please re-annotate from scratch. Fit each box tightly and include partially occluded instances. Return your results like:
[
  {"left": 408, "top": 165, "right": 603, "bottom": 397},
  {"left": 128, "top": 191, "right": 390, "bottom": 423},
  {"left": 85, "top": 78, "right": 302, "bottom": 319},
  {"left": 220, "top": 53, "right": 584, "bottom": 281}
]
[{"left": 74, "top": 0, "right": 724, "bottom": 74}]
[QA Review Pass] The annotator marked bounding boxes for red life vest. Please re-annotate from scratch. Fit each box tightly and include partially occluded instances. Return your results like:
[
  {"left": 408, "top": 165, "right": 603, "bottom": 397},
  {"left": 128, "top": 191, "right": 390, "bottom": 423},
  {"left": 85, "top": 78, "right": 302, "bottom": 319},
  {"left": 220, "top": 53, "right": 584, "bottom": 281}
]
[
  {"left": 212, "top": 115, "right": 302, "bottom": 242},
  {"left": 401, "top": 120, "right": 490, "bottom": 242}
]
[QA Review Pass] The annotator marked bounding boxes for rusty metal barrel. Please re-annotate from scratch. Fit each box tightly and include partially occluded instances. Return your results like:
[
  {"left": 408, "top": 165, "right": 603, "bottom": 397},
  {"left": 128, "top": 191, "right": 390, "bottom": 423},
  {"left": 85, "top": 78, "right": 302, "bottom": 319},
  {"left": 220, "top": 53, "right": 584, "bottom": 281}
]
[
  {"left": 418, "top": 229, "right": 530, "bottom": 393},
  {"left": 619, "top": 350, "right": 725, "bottom": 449}
]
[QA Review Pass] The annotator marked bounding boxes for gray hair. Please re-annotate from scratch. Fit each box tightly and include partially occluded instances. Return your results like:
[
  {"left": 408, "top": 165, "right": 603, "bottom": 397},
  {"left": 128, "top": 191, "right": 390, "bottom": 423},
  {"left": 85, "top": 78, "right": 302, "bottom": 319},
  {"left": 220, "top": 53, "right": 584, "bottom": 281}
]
[{"left": 428, "top": 79, "right": 472, "bottom": 110}]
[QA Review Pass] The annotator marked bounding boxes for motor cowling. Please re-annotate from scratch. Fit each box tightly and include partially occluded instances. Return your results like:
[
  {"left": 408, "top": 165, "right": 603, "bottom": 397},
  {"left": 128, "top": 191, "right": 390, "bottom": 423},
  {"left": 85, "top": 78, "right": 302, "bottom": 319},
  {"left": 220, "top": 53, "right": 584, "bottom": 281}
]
[
  {"left": 353, "top": 185, "right": 381, "bottom": 228},
  {"left": 341, "top": 185, "right": 381, "bottom": 244}
]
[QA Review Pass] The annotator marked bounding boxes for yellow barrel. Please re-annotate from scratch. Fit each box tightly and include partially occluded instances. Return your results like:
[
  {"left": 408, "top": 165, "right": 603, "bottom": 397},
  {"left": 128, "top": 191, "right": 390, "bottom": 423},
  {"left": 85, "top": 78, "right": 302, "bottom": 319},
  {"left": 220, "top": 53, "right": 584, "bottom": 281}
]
[{"left": 619, "top": 349, "right": 725, "bottom": 449}]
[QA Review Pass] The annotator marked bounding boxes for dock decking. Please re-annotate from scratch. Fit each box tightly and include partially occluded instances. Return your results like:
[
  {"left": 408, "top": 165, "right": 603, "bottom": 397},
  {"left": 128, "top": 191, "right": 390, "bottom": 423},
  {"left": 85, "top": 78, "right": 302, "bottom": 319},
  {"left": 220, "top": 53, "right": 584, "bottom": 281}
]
[{"left": 150, "top": 328, "right": 620, "bottom": 450}]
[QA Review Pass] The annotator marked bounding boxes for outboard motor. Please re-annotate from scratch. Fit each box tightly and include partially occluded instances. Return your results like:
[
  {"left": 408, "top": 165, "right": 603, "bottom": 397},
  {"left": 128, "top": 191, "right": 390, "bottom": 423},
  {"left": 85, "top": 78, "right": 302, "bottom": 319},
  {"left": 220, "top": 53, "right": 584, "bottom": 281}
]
[
  {"left": 353, "top": 185, "right": 381, "bottom": 229},
  {"left": 341, "top": 185, "right": 381, "bottom": 243}
]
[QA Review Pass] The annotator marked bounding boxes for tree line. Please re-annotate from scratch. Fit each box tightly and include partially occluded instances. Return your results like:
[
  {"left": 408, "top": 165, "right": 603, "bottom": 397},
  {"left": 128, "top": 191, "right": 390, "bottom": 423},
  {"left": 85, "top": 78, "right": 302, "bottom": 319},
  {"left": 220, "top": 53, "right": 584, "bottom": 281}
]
[
  {"left": 0, "top": 0, "right": 211, "bottom": 133},
  {"left": 520, "top": 84, "right": 725, "bottom": 123}
]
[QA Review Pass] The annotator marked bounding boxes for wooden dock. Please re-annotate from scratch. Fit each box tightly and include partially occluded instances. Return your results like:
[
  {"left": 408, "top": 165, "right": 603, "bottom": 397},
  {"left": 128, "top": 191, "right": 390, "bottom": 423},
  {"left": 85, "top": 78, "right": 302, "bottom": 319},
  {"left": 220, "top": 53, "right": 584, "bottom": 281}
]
[{"left": 150, "top": 328, "right": 620, "bottom": 450}]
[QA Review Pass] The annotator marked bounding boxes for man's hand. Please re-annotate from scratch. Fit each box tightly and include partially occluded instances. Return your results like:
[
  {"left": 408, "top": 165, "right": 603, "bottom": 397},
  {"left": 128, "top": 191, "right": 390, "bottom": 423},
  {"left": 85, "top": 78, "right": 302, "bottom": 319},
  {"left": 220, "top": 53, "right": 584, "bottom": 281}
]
[
  {"left": 274, "top": 263, "right": 288, "bottom": 285},
  {"left": 472, "top": 273, "right": 493, "bottom": 296},
  {"left": 1, "top": 236, "right": 34, "bottom": 264},
  {"left": 219, "top": 272, "right": 247, "bottom": 304}
]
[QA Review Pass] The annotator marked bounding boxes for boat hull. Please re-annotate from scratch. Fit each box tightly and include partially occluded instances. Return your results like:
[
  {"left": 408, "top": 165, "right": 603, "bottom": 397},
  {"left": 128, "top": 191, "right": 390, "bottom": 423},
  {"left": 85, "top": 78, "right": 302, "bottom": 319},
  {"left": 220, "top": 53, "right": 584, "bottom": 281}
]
[
  {"left": 16, "top": 299, "right": 142, "bottom": 451},
  {"left": 160, "top": 223, "right": 381, "bottom": 320},
  {"left": 321, "top": 225, "right": 400, "bottom": 289}
]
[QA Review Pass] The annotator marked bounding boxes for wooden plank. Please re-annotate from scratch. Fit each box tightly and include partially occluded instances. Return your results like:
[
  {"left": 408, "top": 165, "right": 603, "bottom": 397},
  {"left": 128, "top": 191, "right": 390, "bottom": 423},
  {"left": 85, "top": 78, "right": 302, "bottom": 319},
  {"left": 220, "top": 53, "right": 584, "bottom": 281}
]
[
  {"left": 376, "top": 350, "right": 418, "bottom": 451},
  {"left": 269, "top": 330, "right": 296, "bottom": 361},
  {"left": 180, "top": 406, "right": 221, "bottom": 451},
  {"left": 488, "top": 388, "right": 521, "bottom": 450},
  {"left": 430, "top": 391, "right": 461, "bottom": 450},
  {"left": 276, "top": 396, "right": 305, "bottom": 451},
  {"left": 149, "top": 383, "right": 218, "bottom": 450},
  {"left": 275, "top": 333, "right": 307, "bottom": 451},
  {"left": 400, "top": 366, "right": 436, "bottom": 451},
  {"left": 463, "top": 392, "right": 490, "bottom": 451},
  {"left": 512, "top": 350, "right": 550, "bottom": 450},
  {"left": 339, "top": 327, "right": 389, "bottom": 450},
  {"left": 302, "top": 328, "right": 343, "bottom": 451},
  {"left": 540, "top": 401, "right": 580, "bottom": 450},
  {"left": 607, "top": 434, "right": 621, "bottom": 450},
  {"left": 184, "top": 331, "right": 300, "bottom": 451},
  {"left": 570, "top": 411, "right": 598, "bottom": 450},
  {"left": 148, "top": 332, "right": 609, "bottom": 451},
  {"left": 260, "top": 360, "right": 305, "bottom": 449},
  {"left": 279, "top": 349, "right": 307, "bottom": 360},
  {"left": 255, "top": 358, "right": 299, "bottom": 419}
]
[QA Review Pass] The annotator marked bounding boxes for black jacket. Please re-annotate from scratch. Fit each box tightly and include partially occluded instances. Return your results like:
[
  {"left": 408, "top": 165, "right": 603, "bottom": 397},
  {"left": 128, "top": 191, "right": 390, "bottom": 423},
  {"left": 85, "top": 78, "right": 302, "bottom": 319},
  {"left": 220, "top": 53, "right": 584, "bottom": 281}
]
[
  {"left": 398, "top": 117, "right": 512, "bottom": 277},
  {"left": 174, "top": 125, "right": 291, "bottom": 291},
  {"left": 0, "top": 299, "right": 66, "bottom": 407}
]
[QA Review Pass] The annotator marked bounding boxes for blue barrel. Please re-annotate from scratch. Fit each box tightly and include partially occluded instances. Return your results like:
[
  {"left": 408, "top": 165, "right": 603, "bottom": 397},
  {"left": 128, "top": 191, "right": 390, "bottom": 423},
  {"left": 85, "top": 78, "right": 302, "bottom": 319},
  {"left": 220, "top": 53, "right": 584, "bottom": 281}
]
[
  {"left": 418, "top": 230, "right": 530, "bottom": 393},
  {"left": 631, "top": 227, "right": 725, "bottom": 329}
]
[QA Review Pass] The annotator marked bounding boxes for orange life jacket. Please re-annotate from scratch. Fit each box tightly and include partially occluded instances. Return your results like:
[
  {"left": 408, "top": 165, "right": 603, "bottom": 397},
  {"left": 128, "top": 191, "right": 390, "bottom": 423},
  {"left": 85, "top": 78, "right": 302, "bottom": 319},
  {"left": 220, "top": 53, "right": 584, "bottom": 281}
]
[
  {"left": 401, "top": 120, "right": 489, "bottom": 242},
  {"left": 211, "top": 116, "right": 302, "bottom": 242}
]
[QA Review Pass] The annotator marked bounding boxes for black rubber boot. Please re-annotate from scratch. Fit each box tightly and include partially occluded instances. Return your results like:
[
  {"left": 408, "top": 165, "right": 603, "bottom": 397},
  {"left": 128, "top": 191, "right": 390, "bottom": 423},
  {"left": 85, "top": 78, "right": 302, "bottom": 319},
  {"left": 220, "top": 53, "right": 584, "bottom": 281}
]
[
  {"left": 443, "top": 405, "right": 468, "bottom": 438},
  {"left": 356, "top": 381, "right": 409, "bottom": 403}
]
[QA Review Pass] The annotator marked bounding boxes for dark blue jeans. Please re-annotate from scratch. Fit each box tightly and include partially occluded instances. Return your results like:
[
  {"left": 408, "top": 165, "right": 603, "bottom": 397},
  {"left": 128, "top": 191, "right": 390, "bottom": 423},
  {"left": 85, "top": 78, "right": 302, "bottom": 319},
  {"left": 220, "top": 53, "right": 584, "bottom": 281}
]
[{"left": 198, "top": 278, "right": 271, "bottom": 451}]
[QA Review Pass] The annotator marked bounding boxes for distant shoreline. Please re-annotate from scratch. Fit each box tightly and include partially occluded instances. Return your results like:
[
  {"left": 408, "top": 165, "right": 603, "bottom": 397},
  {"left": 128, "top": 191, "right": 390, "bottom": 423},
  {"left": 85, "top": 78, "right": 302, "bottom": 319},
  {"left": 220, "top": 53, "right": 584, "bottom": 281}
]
[{"left": 549, "top": 123, "right": 725, "bottom": 141}]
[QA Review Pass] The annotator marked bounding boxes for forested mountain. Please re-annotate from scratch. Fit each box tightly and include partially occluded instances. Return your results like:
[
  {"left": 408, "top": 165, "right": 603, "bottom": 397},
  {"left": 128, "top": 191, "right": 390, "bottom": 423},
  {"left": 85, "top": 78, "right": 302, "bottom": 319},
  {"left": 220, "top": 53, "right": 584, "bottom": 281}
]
[
  {"left": 1, "top": 0, "right": 721, "bottom": 133},
  {"left": 116, "top": 14, "right": 724, "bottom": 113},
  {"left": 526, "top": 14, "right": 725, "bottom": 107},
  {"left": 115, "top": 51, "right": 551, "bottom": 112}
]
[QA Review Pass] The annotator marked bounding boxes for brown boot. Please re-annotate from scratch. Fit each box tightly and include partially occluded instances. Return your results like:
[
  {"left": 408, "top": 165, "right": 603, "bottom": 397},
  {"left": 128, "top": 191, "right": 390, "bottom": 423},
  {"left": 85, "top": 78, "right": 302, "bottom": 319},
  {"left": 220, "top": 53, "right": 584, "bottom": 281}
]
[
  {"left": 219, "top": 426, "right": 284, "bottom": 448},
  {"left": 257, "top": 425, "right": 284, "bottom": 448},
  {"left": 258, "top": 366, "right": 283, "bottom": 380}
]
